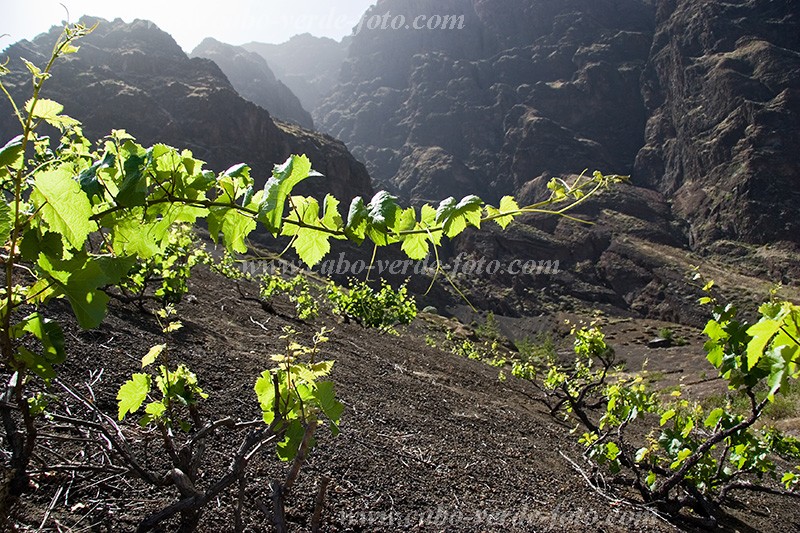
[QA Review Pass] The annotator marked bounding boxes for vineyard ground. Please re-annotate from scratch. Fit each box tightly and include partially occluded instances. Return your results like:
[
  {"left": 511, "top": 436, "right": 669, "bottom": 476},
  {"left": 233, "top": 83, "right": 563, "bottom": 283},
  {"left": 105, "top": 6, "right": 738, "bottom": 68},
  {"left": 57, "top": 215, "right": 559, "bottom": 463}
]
[{"left": 9, "top": 266, "right": 800, "bottom": 531}]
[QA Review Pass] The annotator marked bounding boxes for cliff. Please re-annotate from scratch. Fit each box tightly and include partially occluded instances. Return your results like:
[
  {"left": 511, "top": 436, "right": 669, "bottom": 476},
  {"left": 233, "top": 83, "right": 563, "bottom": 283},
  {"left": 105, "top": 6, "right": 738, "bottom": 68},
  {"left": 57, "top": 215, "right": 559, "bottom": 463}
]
[
  {"left": 243, "top": 34, "right": 349, "bottom": 113},
  {"left": 0, "top": 17, "right": 371, "bottom": 203},
  {"left": 190, "top": 37, "right": 314, "bottom": 129},
  {"left": 314, "top": 0, "right": 799, "bottom": 322}
]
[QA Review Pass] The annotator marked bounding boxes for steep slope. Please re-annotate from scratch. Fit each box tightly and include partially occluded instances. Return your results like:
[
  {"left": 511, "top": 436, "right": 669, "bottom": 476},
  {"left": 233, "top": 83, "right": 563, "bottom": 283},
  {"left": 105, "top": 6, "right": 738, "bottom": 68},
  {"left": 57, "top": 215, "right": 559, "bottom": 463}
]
[
  {"left": 0, "top": 17, "right": 371, "bottom": 203},
  {"left": 636, "top": 0, "right": 800, "bottom": 246},
  {"left": 190, "top": 37, "right": 313, "bottom": 129},
  {"left": 243, "top": 34, "right": 349, "bottom": 113},
  {"left": 314, "top": 0, "right": 799, "bottom": 322},
  {"left": 11, "top": 265, "right": 799, "bottom": 531}
]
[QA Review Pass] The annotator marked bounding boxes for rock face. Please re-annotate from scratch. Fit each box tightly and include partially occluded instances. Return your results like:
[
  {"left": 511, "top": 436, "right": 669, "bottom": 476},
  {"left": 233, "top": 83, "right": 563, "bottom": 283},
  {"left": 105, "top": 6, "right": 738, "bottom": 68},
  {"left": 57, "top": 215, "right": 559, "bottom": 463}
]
[
  {"left": 636, "top": 0, "right": 800, "bottom": 246},
  {"left": 317, "top": 0, "right": 657, "bottom": 202},
  {"left": 316, "top": 0, "right": 799, "bottom": 244},
  {"left": 0, "top": 17, "right": 371, "bottom": 204},
  {"left": 243, "top": 34, "right": 349, "bottom": 114},
  {"left": 314, "top": 0, "right": 799, "bottom": 322},
  {"left": 190, "top": 37, "right": 313, "bottom": 129}
]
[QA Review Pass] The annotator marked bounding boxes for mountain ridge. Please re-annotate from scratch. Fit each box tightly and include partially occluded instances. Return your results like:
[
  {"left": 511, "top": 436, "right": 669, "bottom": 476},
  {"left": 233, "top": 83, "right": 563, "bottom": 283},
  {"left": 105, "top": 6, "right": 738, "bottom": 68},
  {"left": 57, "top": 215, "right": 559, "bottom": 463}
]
[
  {"left": 190, "top": 37, "right": 314, "bottom": 129},
  {"left": 0, "top": 16, "right": 371, "bottom": 204}
]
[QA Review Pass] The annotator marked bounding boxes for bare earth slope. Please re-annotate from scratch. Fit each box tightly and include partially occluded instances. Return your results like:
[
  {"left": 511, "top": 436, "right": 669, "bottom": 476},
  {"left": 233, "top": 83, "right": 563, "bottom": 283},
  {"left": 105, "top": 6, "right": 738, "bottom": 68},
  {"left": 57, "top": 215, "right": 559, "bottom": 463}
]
[{"left": 11, "top": 266, "right": 800, "bottom": 531}]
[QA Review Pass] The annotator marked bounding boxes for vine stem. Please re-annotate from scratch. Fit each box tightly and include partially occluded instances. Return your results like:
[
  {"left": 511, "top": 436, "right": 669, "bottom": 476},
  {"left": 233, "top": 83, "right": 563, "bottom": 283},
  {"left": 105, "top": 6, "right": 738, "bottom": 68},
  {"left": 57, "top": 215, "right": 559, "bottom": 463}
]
[
  {"left": 653, "top": 389, "right": 769, "bottom": 500},
  {"left": 0, "top": 25, "right": 88, "bottom": 498},
  {"left": 87, "top": 171, "right": 619, "bottom": 243}
]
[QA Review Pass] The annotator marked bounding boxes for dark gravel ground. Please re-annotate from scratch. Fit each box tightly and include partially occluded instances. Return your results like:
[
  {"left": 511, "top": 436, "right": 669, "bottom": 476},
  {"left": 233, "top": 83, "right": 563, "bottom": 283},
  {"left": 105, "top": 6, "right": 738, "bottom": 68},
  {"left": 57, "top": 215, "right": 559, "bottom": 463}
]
[{"left": 4, "top": 266, "right": 798, "bottom": 531}]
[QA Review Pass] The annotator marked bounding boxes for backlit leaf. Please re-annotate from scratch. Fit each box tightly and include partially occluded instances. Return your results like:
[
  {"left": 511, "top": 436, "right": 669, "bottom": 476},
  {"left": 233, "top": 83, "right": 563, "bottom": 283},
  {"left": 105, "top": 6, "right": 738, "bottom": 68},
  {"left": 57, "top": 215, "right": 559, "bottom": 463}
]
[
  {"left": 142, "top": 344, "right": 166, "bottom": 368},
  {"left": 117, "top": 373, "right": 151, "bottom": 420},
  {"left": 33, "top": 167, "right": 95, "bottom": 249},
  {"left": 259, "top": 155, "right": 320, "bottom": 234},
  {"left": 0, "top": 135, "right": 24, "bottom": 171}
]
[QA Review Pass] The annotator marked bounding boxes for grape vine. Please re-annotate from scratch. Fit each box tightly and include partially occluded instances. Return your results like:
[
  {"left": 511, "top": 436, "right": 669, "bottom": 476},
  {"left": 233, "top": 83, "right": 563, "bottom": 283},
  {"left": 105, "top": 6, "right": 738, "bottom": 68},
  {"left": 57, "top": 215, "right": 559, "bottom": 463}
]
[
  {"left": 0, "top": 23, "right": 621, "bottom": 528},
  {"left": 509, "top": 288, "right": 800, "bottom": 526}
]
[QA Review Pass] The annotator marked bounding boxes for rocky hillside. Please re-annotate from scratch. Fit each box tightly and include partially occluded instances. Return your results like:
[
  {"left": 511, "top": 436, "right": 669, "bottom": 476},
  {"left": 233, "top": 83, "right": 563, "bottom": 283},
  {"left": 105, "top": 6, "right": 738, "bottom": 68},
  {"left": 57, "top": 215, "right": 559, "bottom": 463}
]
[
  {"left": 314, "top": 0, "right": 799, "bottom": 322},
  {"left": 243, "top": 34, "right": 349, "bottom": 113},
  {"left": 0, "top": 17, "right": 371, "bottom": 203},
  {"left": 190, "top": 37, "right": 314, "bottom": 129},
  {"left": 317, "top": 0, "right": 799, "bottom": 246},
  {"left": 317, "top": 0, "right": 655, "bottom": 197},
  {"left": 636, "top": 0, "right": 800, "bottom": 246}
]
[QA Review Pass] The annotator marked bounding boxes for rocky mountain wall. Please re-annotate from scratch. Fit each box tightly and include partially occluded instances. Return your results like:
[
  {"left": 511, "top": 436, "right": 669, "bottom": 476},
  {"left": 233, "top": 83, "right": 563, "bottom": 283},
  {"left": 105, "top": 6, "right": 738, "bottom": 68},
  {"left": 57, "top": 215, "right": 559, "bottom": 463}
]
[
  {"left": 317, "top": 0, "right": 658, "bottom": 202},
  {"left": 316, "top": 0, "right": 798, "bottom": 249},
  {"left": 0, "top": 17, "right": 371, "bottom": 204},
  {"left": 191, "top": 37, "right": 314, "bottom": 129},
  {"left": 313, "top": 0, "right": 798, "bottom": 322},
  {"left": 636, "top": 0, "right": 800, "bottom": 246},
  {"left": 243, "top": 34, "right": 349, "bottom": 113}
]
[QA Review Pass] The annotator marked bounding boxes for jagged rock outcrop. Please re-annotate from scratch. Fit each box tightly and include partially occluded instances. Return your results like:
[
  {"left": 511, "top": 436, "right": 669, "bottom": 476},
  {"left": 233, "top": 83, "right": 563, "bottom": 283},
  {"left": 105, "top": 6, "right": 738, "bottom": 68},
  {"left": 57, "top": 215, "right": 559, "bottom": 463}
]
[
  {"left": 636, "top": 0, "right": 800, "bottom": 246},
  {"left": 0, "top": 17, "right": 371, "bottom": 204},
  {"left": 315, "top": 0, "right": 799, "bottom": 321},
  {"left": 317, "top": 0, "right": 656, "bottom": 202},
  {"left": 190, "top": 37, "right": 313, "bottom": 128},
  {"left": 243, "top": 34, "right": 349, "bottom": 114}
]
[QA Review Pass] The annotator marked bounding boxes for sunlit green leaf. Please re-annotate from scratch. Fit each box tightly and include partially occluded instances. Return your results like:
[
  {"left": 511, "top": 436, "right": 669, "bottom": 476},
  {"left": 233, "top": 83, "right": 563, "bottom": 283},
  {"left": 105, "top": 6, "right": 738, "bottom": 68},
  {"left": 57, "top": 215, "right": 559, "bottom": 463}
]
[
  {"left": 33, "top": 166, "right": 95, "bottom": 249},
  {"left": 277, "top": 419, "right": 306, "bottom": 462},
  {"left": 259, "top": 155, "right": 320, "bottom": 234},
  {"left": 704, "top": 408, "right": 724, "bottom": 428},
  {"left": 436, "top": 195, "right": 482, "bottom": 238},
  {"left": 660, "top": 409, "right": 676, "bottom": 426},
  {"left": 117, "top": 373, "right": 151, "bottom": 420},
  {"left": 142, "top": 343, "right": 166, "bottom": 368},
  {"left": 345, "top": 196, "right": 368, "bottom": 243},
  {"left": 401, "top": 231, "right": 429, "bottom": 260},
  {"left": 0, "top": 202, "right": 12, "bottom": 245},
  {"left": 0, "top": 135, "right": 24, "bottom": 171},
  {"left": 25, "top": 98, "right": 63, "bottom": 120},
  {"left": 747, "top": 319, "right": 783, "bottom": 369},
  {"left": 486, "top": 195, "right": 519, "bottom": 229},
  {"left": 294, "top": 227, "right": 330, "bottom": 267},
  {"left": 315, "top": 381, "right": 343, "bottom": 436}
]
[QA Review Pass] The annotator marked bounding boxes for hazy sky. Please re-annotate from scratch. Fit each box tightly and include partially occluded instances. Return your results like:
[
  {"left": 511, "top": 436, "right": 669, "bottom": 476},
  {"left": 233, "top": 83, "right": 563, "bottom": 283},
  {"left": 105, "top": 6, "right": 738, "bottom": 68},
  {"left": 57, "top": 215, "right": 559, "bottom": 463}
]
[{"left": 1, "top": 0, "right": 377, "bottom": 52}]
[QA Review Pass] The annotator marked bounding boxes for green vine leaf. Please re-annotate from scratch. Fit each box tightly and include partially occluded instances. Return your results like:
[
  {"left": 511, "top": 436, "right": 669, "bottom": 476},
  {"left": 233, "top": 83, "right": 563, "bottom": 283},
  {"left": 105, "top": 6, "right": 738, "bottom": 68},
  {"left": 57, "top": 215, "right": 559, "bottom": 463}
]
[
  {"left": 294, "top": 229, "right": 330, "bottom": 267},
  {"left": 217, "top": 163, "right": 252, "bottom": 202},
  {"left": 345, "top": 196, "right": 368, "bottom": 243},
  {"left": 747, "top": 318, "right": 784, "bottom": 369},
  {"left": 366, "top": 191, "right": 400, "bottom": 245},
  {"left": 142, "top": 344, "right": 166, "bottom": 368},
  {"left": 20, "top": 313, "right": 66, "bottom": 363},
  {"left": 419, "top": 204, "right": 443, "bottom": 245},
  {"left": 277, "top": 419, "right": 306, "bottom": 462},
  {"left": 115, "top": 142, "right": 149, "bottom": 208},
  {"left": 0, "top": 135, "right": 24, "bottom": 172},
  {"left": 111, "top": 215, "right": 162, "bottom": 258},
  {"left": 254, "top": 371, "right": 277, "bottom": 425},
  {"left": 33, "top": 166, "right": 95, "bottom": 249},
  {"left": 321, "top": 194, "right": 345, "bottom": 235},
  {"left": 25, "top": 98, "right": 63, "bottom": 120},
  {"left": 13, "top": 313, "right": 67, "bottom": 380},
  {"left": 486, "top": 195, "right": 519, "bottom": 229},
  {"left": 436, "top": 195, "right": 482, "bottom": 238},
  {"left": 0, "top": 202, "right": 12, "bottom": 245},
  {"left": 38, "top": 253, "right": 135, "bottom": 328},
  {"left": 314, "top": 381, "right": 344, "bottom": 435},
  {"left": 401, "top": 232, "right": 429, "bottom": 260},
  {"left": 117, "top": 373, "right": 152, "bottom": 420},
  {"left": 259, "top": 155, "right": 320, "bottom": 234},
  {"left": 222, "top": 209, "right": 257, "bottom": 254}
]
